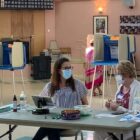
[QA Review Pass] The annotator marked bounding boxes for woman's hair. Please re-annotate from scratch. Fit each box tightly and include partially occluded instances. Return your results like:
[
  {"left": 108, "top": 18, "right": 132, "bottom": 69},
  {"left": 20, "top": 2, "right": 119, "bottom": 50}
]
[
  {"left": 50, "top": 57, "right": 75, "bottom": 96},
  {"left": 117, "top": 60, "right": 136, "bottom": 78},
  {"left": 90, "top": 41, "right": 93, "bottom": 47}
]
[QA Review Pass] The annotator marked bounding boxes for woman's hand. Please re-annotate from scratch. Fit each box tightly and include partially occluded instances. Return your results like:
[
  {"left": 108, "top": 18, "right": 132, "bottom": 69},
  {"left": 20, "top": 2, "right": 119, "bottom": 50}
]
[
  {"left": 105, "top": 99, "right": 119, "bottom": 111},
  {"left": 105, "top": 99, "right": 112, "bottom": 109},
  {"left": 110, "top": 102, "right": 119, "bottom": 111},
  {"left": 81, "top": 96, "right": 88, "bottom": 105}
]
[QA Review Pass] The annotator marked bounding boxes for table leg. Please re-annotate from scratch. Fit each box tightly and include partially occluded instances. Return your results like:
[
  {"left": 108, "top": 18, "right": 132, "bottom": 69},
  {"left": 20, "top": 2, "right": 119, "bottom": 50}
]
[
  {"left": 133, "top": 130, "right": 136, "bottom": 140},
  {"left": 9, "top": 125, "right": 12, "bottom": 140},
  {"left": 102, "top": 66, "right": 106, "bottom": 107},
  {"left": 120, "top": 134, "right": 123, "bottom": 140},
  {"left": 89, "top": 66, "right": 97, "bottom": 106}
]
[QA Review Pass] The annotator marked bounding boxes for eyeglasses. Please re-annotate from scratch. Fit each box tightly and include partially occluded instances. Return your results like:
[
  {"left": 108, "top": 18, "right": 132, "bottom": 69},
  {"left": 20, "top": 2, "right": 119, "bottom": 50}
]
[{"left": 61, "top": 66, "right": 73, "bottom": 70}]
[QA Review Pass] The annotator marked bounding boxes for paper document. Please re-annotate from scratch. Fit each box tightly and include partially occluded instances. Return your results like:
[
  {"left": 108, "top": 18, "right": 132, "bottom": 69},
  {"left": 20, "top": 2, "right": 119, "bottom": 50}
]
[
  {"left": 96, "top": 113, "right": 117, "bottom": 118},
  {"left": 120, "top": 114, "right": 140, "bottom": 122}
]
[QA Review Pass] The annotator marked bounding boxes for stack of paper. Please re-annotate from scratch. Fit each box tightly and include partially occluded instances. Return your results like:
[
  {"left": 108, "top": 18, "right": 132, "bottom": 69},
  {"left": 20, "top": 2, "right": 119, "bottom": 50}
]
[{"left": 120, "top": 114, "right": 140, "bottom": 122}]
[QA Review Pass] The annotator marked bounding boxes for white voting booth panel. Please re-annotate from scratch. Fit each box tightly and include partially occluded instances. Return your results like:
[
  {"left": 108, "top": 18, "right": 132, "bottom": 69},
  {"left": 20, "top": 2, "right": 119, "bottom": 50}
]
[
  {"left": 128, "top": 35, "right": 137, "bottom": 78},
  {"left": 94, "top": 34, "right": 104, "bottom": 61},
  {"left": 118, "top": 34, "right": 129, "bottom": 61}
]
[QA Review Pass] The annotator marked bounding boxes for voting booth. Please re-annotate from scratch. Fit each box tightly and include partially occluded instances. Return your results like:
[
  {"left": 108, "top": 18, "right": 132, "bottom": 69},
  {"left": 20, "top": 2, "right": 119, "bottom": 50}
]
[
  {"left": 93, "top": 34, "right": 131, "bottom": 63},
  {"left": 0, "top": 41, "right": 26, "bottom": 105},
  {"left": 89, "top": 34, "right": 136, "bottom": 106}
]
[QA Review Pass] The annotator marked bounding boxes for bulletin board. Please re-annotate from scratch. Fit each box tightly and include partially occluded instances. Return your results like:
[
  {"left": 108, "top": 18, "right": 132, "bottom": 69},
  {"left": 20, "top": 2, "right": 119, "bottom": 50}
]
[
  {"left": 120, "top": 15, "right": 140, "bottom": 34},
  {"left": 0, "top": 0, "right": 54, "bottom": 10}
]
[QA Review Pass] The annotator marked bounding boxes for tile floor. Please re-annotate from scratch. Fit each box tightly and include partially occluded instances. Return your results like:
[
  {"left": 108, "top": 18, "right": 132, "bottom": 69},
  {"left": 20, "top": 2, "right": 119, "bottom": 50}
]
[{"left": 0, "top": 76, "right": 120, "bottom": 140}]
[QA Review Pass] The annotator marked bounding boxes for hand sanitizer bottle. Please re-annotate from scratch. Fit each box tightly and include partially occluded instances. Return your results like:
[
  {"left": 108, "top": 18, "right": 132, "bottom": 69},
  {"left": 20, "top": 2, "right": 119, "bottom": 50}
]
[{"left": 13, "top": 95, "right": 17, "bottom": 112}]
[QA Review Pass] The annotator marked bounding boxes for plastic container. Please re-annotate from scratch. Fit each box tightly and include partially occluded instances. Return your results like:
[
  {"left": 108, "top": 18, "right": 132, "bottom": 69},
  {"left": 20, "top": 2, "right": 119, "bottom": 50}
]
[
  {"left": 19, "top": 91, "right": 27, "bottom": 111},
  {"left": 74, "top": 105, "right": 92, "bottom": 115},
  {"left": 133, "top": 97, "right": 140, "bottom": 115}
]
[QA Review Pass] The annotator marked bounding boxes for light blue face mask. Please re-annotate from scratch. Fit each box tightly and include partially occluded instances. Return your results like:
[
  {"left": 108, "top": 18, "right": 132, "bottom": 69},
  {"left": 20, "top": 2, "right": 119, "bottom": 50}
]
[
  {"left": 115, "top": 74, "right": 124, "bottom": 87},
  {"left": 62, "top": 69, "right": 72, "bottom": 80}
]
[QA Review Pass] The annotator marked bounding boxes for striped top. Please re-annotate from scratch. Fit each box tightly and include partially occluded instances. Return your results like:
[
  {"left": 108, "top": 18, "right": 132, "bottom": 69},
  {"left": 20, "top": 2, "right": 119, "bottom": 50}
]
[{"left": 39, "top": 79, "right": 88, "bottom": 108}]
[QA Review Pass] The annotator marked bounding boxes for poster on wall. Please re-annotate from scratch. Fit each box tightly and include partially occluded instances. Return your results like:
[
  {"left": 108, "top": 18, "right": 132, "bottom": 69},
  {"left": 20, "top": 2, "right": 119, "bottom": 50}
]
[{"left": 120, "top": 15, "right": 140, "bottom": 34}]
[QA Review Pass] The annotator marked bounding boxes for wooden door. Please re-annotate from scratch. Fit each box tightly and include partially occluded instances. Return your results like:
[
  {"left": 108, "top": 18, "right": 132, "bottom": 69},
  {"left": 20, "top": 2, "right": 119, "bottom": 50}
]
[{"left": 11, "top": 10, "right": 45, "bottom": 57}]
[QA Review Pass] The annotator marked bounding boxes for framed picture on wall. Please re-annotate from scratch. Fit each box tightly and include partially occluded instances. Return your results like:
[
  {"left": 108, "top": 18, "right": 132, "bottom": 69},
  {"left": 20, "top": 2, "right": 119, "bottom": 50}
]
[{"left": 93, "top": 16, "right": 108, "bottom": 34}]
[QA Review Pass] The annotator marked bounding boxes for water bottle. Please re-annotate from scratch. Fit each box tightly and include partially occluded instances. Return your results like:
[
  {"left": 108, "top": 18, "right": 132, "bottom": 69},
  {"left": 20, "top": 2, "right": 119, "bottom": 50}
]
[
  {"left": 133, "top": 97, "right": 140, "bottom": 115},
  {"left": 19, "top": 91, "right": 27, "bottom": 111}
]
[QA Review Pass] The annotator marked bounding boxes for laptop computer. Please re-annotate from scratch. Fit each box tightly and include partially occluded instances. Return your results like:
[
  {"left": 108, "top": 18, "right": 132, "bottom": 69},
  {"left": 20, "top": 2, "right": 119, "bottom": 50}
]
[{"left": 32, "top": 96, "right": 54, "bottom": 108}]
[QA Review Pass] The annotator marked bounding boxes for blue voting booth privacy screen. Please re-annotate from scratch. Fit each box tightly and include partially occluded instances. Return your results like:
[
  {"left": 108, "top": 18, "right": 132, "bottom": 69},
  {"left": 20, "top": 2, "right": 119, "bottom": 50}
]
[
  {"left": 2, "top": 41, "right": 29, "bottom": 66},
  {"left": 92, "top": 34, "right": 134, "bottom": 67},
  {"left": 0, "top": 41, "right": 27, "bottom": 70},
  {"left": 103, "top": 35, "right": 119, "bottom": 62},
  {"left": 103, "top": 35, "right": 131, "bottom": 62}
]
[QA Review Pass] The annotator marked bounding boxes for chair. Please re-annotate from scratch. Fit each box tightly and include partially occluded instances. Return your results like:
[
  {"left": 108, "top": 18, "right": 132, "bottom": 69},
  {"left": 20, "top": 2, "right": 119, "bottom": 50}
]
[
  {"left": 48, "top": 40, "right": 61, "bottom": 61},
  {"left": 0, "top": 41, "right": 26, "bottom": 105},
  {"left": 60, "top": 47, "right": 71, "bottom": 55},
  {"left": 60, "top": 47, "right": 71, "bottom": 59}
]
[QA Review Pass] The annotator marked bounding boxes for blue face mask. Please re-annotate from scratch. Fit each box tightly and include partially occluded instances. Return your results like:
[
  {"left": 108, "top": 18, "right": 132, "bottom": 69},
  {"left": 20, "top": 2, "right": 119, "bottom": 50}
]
[
  {"left": 115, "top": 74, "right": 124, "bottom": 86},
  {"left": 62, "top": 69, "right": 72, "bottom": 80}
]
